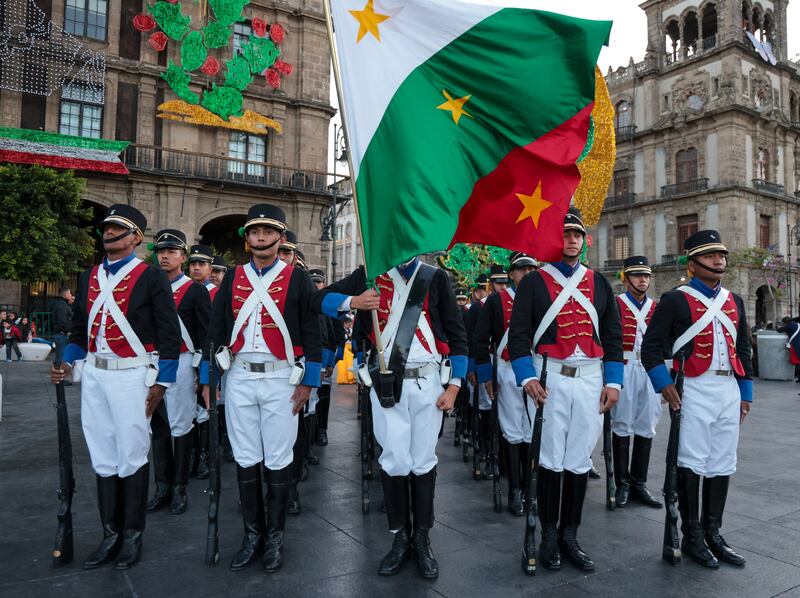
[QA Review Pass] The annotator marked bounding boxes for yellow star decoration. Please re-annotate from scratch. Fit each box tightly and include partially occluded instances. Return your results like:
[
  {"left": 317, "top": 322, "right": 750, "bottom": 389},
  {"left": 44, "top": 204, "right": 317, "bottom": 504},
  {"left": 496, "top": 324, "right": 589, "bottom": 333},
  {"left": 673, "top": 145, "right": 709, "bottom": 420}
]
[
  {"left": 515, "top": 182, "right": 553, "bottom": 227},
  {"left": 349, "top": 0, "right": 390, "bottom": 43},
  {"left": 436, "top": 90, "right": 472, "bottom": 125}
]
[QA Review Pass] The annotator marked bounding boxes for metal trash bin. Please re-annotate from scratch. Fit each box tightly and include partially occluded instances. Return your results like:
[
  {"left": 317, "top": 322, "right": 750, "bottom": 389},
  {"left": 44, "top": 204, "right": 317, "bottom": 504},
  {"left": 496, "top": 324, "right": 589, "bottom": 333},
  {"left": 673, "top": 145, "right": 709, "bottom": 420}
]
[{"left": 757, "top": 330, "right": 795, "bottom": 381}]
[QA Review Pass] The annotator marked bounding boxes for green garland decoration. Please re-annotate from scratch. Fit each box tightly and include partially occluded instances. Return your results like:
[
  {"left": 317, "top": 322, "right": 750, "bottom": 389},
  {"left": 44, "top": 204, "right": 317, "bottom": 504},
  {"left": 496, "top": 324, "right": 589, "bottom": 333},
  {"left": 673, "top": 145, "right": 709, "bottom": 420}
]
[
  {"left": 208, "top": 0, "right": 250, "bottom": 26},
  {"left": 163, "top": 61, "right": 199, "bottom": 104},
  {"left": 201, "top": 84, "right": 244, "bottom": 120},
  {"left": 147, "top": 1, "right": 190, "bottom": 41},
  {"left": 202, "top": 20, "right": 231, "bottom": 48},
  {"left": 577, "top": 116, "right": 595, "bottom": 163},
  {"left": 225, "top": 56, "right": 253, "bottom": 90},
  {"left": 438, "top": 243, "right": 512, "bottom": 289},
  {"left": 241, "top": 36, "right": 280, "bottom": 74},
  {"left": 181, "top": 30, "right": 208, "bottom": 71}
]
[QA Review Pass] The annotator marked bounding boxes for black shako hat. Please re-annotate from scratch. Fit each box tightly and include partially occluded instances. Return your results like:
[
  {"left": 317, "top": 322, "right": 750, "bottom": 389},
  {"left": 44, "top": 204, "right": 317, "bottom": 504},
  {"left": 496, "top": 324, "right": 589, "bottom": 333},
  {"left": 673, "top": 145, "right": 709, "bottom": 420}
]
[
  {"left": 152, "top": 229, "right": 187, "bottom": 252},
  {"left": 684, "top": 230, "right": 728, "bottom": 257},
  {"left": 472, "top": 273, "right": 489, "bottom": 289},
  {"left": 489, "top": 264, "right": 509, "bottom": 284},
  {"left": 508, "top": 251, "right": 538, "bottom": 271},
  {"left": 188, "top": 245, "right": 213, "bottom": 263},
  {"left": 280, "top": 230, "right": 298, "bottom": 251},
  {"left": 309, "top": 268, "right": 325, "bottom": 283},
  {"left": 244, "top": 204, "right": 287, "bottom": 234},
  {"left": 623, "top": 255, "right": 652, "bottom": 275},
  {"left": 295, "top": 249, "right": 308, "bottom": 270},
  {"left": 455, "top": 288, "right": 468, "bottom": 300},
  {"left": 211, "top": 255, "right": 228, "bottom": 271},
  {"left": 563, "top": 207, "right": 586, "bottom": 236},
  {"left": 101, "top": 204, "right": 146, "bottom": 239}
]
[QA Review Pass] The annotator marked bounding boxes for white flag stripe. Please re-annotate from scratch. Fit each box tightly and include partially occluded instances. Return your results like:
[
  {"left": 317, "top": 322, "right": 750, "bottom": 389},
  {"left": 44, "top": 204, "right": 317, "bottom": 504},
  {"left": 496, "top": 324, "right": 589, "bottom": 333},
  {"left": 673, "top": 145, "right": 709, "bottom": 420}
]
[{"left": 331, "top": 0, "right": 499, "bottom": 178}]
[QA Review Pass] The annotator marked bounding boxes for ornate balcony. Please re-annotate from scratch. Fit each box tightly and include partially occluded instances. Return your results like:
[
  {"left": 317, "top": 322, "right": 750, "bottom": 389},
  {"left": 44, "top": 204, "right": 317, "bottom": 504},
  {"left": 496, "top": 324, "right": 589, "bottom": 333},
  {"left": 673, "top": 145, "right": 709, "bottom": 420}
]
[
  {"left": 605, "top": 193, "right": 636, "bottom": 208},
  {"left": 615, "top": 125, "right": 637, "bottom": 142},
  {"left": 660, "top": 178, "right": 709, "bottom": 197},
  {"left": 752, "top": 179, "right": 785, "bottom": 195}
]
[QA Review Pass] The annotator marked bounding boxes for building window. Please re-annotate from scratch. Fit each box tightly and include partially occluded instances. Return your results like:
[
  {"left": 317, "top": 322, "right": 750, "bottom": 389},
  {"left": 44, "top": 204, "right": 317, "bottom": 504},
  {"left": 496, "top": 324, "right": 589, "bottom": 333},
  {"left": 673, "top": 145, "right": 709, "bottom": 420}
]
[
  {"left": 712, "top": 77, "right": 720, "bottom": 96},
  {"left": 615, "top": 100, "right": 632, "bottom": 130},
  {"left": 676, "top": 147, "right": 698, "bottom": 186},
  {"left": 613, "top": 225, "right": 629, "bottom": 260},
  {"left": 613, "top": 170, "right": 630, "bottom": 197},
  {"left": 59, "top": 84, "right": 103, "bottom": 138},
  {"left": 663, "top": 93, "right": 670, "bottom": 112},
  {"left": 227, "top": 132, "right": 266, "bottom": 178},
  {"left": 759, "top": 215, "right": 771, "bottom": 249},
  {"left": 677, "top": 214, "right": 699, "bottom": 252},
  {"left": 64, "top": 0, "right": 108, "bottom": 40},
  {"left": 742, "top": 75, "right": 749, "bottom": 96},
  {"left": 756, "top": 147, "right": 769, "bottom": 180},
  {"left": 233, "top": 22, "right": 252, "bottom": 57}
]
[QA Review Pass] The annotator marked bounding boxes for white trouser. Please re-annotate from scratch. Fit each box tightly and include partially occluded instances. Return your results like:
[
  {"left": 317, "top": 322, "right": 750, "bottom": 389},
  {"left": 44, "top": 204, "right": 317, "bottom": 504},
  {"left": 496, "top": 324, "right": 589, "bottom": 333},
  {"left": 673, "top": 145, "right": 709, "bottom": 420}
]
[
  {"left": 371, "top": 362, "right": 443, "bottom": 477},
  {"left": 678, "top": 373, "right": 740, "bottom": 477},
  {"left": 468, "top": 379, "right": 492, "bottom": 411},
  {"left": 535, "top": 357, "right": 603, "bottom": 474},
  {"left": 497, "top": 362, "right": 534, "bottom": 444},
  {"left": 195, "top": 401, "right": 209, "bottom": 423},
  {"left": 163, "top": 352, "right": 196, "bottom": 437},
  {"left": 224, "top": 359, "right": 298, "bottom": 470},
  {"left": 612, "top": 360, "right": 662, "bottom": 439},
  {"left": 81, "top": 357, "right": 151, "bottom": 478}
]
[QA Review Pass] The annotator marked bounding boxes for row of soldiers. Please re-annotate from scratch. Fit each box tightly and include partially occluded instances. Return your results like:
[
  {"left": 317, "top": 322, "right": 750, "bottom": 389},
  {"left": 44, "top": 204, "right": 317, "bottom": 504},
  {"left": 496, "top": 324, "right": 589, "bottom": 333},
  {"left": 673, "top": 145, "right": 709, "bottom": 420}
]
[{"left": 50, "top": 202, "right": 752, "bottom": 579}]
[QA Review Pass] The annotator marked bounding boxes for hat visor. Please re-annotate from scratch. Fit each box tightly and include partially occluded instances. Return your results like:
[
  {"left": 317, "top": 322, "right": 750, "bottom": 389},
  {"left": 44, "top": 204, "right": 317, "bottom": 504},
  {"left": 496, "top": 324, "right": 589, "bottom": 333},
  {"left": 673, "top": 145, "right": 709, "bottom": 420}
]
[
  {"left": 280, "top": 242, "right": 297, "bottom": 251},
  {"left": 563, "top": 223, "right": 586, "bottom": 235},
  {"left": 244, "top": 218, "right": 286, "bottom": 233},
  {"left": 623, "top": 266, "right": 652, "bottom": 275},
  {"left": 101, "top": 216, "right": 143, "bottom": 238},
  {"left": 510, "top": 258, "right": 538, "bottom": 270},
  {"left": 211, "top": 265, "right": 227, "bottom": 271},
  {"left": 688, "top": 242, "right": 728, "bottom": 257},
  {"left": 188, "top": 256, "right": 213, "bottom": 263},
  {"left": 490, "top": 275, "right": 509, "bottom": 283},
  {"left": 154, "top": 242, "right": 187, "bottom": 251}
]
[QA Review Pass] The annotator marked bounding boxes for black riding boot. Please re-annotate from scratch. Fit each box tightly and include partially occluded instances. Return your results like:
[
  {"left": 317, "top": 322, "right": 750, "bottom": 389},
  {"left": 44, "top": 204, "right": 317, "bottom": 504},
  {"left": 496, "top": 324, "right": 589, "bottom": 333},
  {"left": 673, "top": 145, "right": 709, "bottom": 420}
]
[
  {"left": 558, "top": 471, "right": 594, "bottom": 571},
  {"left": 230, "top": 465, "right": 266, "bottom": 571},
  {"left": 146, "top": 413, "right": 174, "bottom": 512},
  {"left": 316, "top": 384, "right": 331, "bottom": 446},
  {"left": 612, "top": 433, "right": 631, "bottom": 508},
  {"left": 170, "top": 431, "right": 192, "bottom": 514},
  {"left": 479, "top": 410, "right": 493, "bottom": 480},
  {"left": 116, "top": 464, "right": 149, "bottom": 570},
  {"left": 629, "top": 435, "right": 662, "bottom": 508},
  {"left": 263, "top": 464, "right": 294, "bottom": 573},
  {"left": 537, "top": 467, "right": 562, "bottom": 570},
  {"left": 83, "top": 474, "right": 123, "bottom": 569},
  {"left": 195, "top": 421, "right": 210, "bottom": 480},
  {"left": 218, "top": 404, "right": 235, "bottom": 462},
  {"left": 378, "top": 473, "right": 412, "bottom": 576},
  {"left": 305, "top": 414, "right": 320, "bottom": 465},
  {"left": 188, "top": 424, "right": 199, "bottom": 477},
  {"left": 702, "top": 476, "right": 745, "bottom": 566},
  {"left": 677, "top": 467, "right": 719, "bottom": 568},
  {"left": 507, "top": 443, "right": 524, "bottom": 516},
  {"left": 411, "top": 468, "right": 438, "bottom": 579}
]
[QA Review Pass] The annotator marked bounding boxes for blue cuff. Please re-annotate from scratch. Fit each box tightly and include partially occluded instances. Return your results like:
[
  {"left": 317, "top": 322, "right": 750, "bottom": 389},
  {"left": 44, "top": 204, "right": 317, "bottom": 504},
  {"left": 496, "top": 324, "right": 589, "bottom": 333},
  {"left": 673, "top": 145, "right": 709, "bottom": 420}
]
[
  {"left": 322, "top": 349, "right": 334, "bottom": 368},
  {"left": 321, "top": 292, "right": 349, "bottom": 319},
  {"left": 737, "top": 378, "right": 753, "bottom": 403},
  {"left": 157, "top": 359, "right": 178, "bottom": 383},
  {"left": 603, "top": 361, "right": 624, "bottom": 387},
  {"left": 335, "top": 347, "right": 344, "bottom": 361},
  {"left": 356, "top": 351, "right": 363, "bottom": 366},
  {"left": 199, "top": 359, "right": 220, "bottom": 385},
  {"left": 476, "top": 361, "right": 493, "bottom": 384},
  {"left": 62, "top": 343, "right": 86, "bottom": 366},
  {"left": 512, "top": 356, "right": 536, "bottom": 386},
  {"left": 468, "top": 357, "right": 476, "bottom": 374},
  {"left": 647, "top": 363, "right": 673, "bottom": 393},
  {"left": 302, "top": 361, "right": 322, "bottom": 387},
  {"left": 450, "top": 355, "right": 467, "bottom": 380}
]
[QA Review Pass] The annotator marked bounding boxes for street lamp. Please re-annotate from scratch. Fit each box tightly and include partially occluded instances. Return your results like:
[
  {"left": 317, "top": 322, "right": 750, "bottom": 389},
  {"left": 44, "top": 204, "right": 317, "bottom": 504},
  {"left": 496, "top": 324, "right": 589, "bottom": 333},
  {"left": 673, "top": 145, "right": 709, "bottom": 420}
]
[
  {"left": 321, "top": 124, "right": 348, "bottom": 280},
  {"left": 789, "top": 223, "right": 800, "bottom": 316}
]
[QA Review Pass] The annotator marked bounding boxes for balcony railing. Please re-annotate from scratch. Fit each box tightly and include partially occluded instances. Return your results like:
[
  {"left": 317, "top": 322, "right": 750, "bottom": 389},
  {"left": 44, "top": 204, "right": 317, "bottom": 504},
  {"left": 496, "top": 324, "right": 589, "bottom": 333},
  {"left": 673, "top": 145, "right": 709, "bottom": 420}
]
[
  {"left": 752, "top": 179, "right": 785, "bottom": 195},
  {"left": 790, "top": 121, "right": 800, "bottom": 130},
  {"left": 660, "top": 178, "right": 709, "bottom": 197},
  {"left": 615, "top": 125, "right": 637, "bottom": 142},
  {"left": 701, "top": 35, "right": 717, "bottom": 51},
  {"left": 122, "top": 144, "right": 346, "bottom": 195},
  {"left": 604, "top": 259, "right": 625, "bottom": 271},
  {"left": 660, "top": 254, "right": 680, "bottom": 266},
  {"left": 605, "top": 193, "right": 636, "bottom": 208}
]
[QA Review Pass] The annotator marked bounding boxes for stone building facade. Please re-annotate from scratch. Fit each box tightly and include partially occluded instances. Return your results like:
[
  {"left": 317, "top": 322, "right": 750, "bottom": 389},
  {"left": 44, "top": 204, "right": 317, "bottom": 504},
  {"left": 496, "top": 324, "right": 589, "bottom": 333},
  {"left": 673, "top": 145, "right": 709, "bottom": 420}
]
[
  {"left": 589, "top": 0, "right": 800, "bottom": 326},
  {"left": 0, "top": 0, "right": 339, "bottom": 308}
]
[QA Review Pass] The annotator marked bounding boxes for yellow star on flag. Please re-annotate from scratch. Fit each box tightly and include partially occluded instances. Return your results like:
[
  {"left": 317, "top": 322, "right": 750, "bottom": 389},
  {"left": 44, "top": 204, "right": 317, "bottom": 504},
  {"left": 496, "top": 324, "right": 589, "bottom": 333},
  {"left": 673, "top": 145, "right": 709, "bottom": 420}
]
[
  {"left": 437, "top": 90, "right": 472, "bottom": 125},
  {"left": 515, "top": 182, "right": 553, "bottom": 227},
  {"left": 349, "top": 0, "right": 390, "bottom": 43}
]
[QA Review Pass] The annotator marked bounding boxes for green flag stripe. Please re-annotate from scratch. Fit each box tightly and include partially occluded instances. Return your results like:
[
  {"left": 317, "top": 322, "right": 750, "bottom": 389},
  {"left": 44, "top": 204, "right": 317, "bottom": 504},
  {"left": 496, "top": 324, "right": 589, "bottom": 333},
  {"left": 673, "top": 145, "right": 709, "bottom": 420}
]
[{"left": 0, "top": 127, "right": 129, "bottom": 153}]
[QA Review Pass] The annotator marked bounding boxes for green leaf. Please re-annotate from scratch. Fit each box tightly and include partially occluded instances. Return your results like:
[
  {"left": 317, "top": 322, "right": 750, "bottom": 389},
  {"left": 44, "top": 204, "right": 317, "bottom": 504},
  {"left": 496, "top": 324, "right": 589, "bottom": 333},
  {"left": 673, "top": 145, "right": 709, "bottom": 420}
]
[
  {"left": 161, "top": 61, "right": 199, "bottom": 104},
  {"left": 147, "top": 1, "right": 190, "bottom": 41},
  {"left": 201, "top": 84, "right": 243, "bottom": 120},
  {"left": 241, "top": 35, "right": 280, "bottom": 74},
  {"left": 208, "top": 0, "right": 250, "bottom": 26},
  {"left": 224, "top": 56, "right": 253, "bottom": 91},
  {"left": 202, "top": 20, "right": 231, "bottom": 48},
  {"left": 181, "top": 30, "right": 207, "bottom": 72}
]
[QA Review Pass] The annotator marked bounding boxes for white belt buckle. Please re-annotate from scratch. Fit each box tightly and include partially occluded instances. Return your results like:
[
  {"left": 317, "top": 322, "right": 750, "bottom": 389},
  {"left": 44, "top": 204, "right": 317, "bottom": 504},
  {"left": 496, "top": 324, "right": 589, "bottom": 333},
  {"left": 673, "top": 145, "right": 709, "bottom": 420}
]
[
  {"left": 249, "top": 362, "right": 266, "bottom": 373},
  {"left": 94, "top": 356, "right": 110, "bottom": 370},
  {"left": 560, "top": 364, "right": 578, "bottom": 378}
]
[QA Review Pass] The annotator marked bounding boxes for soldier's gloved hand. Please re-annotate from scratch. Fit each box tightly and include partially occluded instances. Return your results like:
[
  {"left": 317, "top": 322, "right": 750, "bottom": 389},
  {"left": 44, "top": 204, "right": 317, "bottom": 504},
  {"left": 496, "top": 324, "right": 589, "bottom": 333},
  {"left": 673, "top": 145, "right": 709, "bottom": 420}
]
[
  {"left": 145, "top": 384, "right": 167, "bottom": 418},
  {"left": 484, "top": 381, "right": 494, "bottom": 401},
  {"left": 599, "top": 386, "right": 619, "bottom": 413},
  {"left": 523, "top": 379, "right": 547, "bottom": 407},
  {"left": 740, "top": 400, "right": 750, "bottom": 424},
  {"left": 50, "top": 363, "right": 72, "bottom": 385},
  {"left": 467, "top": 372, "right": 476, "bottom": 385},
  {"left": 660, "top": 384, "right": 681, "bottom": 411},
  {"left": 291, "top": 385, "right": 312, "bottom": 414},
  {"left": 436, "top": 384, "right": 459, "bottom": 411},
  {"left": 201, "top": 384, "right": 219, "bottom": 410},
  {"left": 350, "top": 289, "right": 380, "bottom": 311}
]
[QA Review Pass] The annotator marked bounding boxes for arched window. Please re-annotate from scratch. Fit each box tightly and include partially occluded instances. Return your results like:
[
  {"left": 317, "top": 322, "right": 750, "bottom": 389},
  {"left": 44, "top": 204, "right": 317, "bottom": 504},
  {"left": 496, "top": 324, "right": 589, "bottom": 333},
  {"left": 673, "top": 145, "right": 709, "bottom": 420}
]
[
  {"left": 676, "top": 147, "right": 698, "bottom": 189},
  {"left": 757, "top": 147, "right": 770, "bottom": 180},
  {"left": 790, "top": 91, "right": 799, "bottom": 122},
  {"left": 683, "top": 11, "right": 699, "bottom": 56},
  {"left": 701, "top": 3, "right": 718, "bottom": 49},
  {"left": 665, "top": 19, "right": 681, "bottom": 63},
  {"left": 741, "top": 0, "right": 752, "bottom": 30},
  {"left": 615, "top": 100, "right": 632, "bottom": 130}
]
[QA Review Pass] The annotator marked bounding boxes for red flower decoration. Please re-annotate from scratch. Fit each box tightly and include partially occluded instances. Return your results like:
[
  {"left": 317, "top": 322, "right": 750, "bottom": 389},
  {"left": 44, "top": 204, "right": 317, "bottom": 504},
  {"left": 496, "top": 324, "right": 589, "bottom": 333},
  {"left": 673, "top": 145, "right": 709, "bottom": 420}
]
[
  {"left": 273, "top": 60, "right": 293, "bottom": 76},
  {"left": 132, "top": 14, "right": 156, "bottom": 32},
  {"left": 586, "top": 234, "right": 593, "bottom": 247},
  {"left": 148, "top": 31, "right": 168, "bottom": 51},
  {"left": 200, "top": 55, "right": 220, "bottom": 76},
  {"left": 265, "top": 68, "right": 281, "bottom": 89},
  {"left": 163, "top": 0, "right": 179, "bottom": 3},
  {"left": 269, "top": 23, "right": 285, "bottom": 44},
  {"left": 252, "top": 17, "right": 267, "bottom": 37}
]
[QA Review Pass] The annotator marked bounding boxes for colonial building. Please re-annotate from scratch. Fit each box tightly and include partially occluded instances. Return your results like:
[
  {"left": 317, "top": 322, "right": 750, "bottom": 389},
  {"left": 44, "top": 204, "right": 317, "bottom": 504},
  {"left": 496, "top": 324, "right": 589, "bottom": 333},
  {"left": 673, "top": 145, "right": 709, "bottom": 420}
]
[
  {"left": 590, "top": 0, "right": 800, "bottom": 326},
  {"left": 0, "top": 0, "right": 339, "bottom": 308}
]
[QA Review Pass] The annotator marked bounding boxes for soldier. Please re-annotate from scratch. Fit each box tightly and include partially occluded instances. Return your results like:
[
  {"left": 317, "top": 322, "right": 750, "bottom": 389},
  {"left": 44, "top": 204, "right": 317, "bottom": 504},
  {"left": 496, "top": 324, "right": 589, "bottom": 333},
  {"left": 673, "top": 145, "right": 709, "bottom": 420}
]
[
  {"left": 642, "top": 230, "right": 751, "bottom": 568},
  {"left": 455, "top": 289, "right": 469, "bottom": 309},
  {"left": 508, "top": 207, "right": 623, "bottom": 572},
  {"left": 611, "top": 256, "right": 662, "bottom": 508},
  {"left": 278, "top": 230, "right": 298, "bottom": 265},
  {"left": 188, "top": 245, "right": 216, "bottom": 294},
  {"left": 312, "top": 256, "right": 467, "bottom": 579},
  {"left": 50, "top": 204, "right": 181, "bottom": 570},
  {"left": 210, "top": 255, "right": 228, "bottom": 287},
  {"left": 463, "top": 275, "right": 488, "bottom": 448},
  {"left": 201, "top": 204, "right": 321, "bottom": 573},
  {"left": 475, "top": 252, "right": 538, "bottom": 515},
  {"left": 146, "top": 230, "right": 211, "bottom": 515}
]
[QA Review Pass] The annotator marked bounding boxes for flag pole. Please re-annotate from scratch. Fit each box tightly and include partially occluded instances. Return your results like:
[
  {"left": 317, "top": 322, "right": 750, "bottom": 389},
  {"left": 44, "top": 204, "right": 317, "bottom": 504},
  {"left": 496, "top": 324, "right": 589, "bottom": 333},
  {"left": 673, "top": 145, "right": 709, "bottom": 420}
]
[{"left": 323, "top": 0, "right": 390, "bottom": 373}]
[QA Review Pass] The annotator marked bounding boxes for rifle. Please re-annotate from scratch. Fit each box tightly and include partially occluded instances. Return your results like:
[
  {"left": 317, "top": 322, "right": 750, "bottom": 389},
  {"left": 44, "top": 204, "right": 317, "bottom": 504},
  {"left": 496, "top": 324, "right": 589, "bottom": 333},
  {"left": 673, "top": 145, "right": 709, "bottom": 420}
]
[
  {"left": 453, "top": 385, "right": 463, "bottom": 447},
  {"left": 461, "top": 384, "right": 470, "bottom": 462},
  {"left": 491, "top": 344, "right": 502, "bottom": 513},
  {"left": 662, "top": 352, "right": 685, "bottom": 566},
  {"left": 522, "top": 353, "right": 547, "bottom": 576},
  {"left": 603, "top": 410, "right": 616, "bottom": 511},
  {"left": 51, "top": 341, "right": 75, "bottom": 568},
  {"left": 360, "top": 340, "right": 372, "bottom": 514},
  {"left": 205, "top": 342, "right": 220, "bottom": 566},
  {"left": 471, "top": 378, "right": 481, "bottom": 480}
]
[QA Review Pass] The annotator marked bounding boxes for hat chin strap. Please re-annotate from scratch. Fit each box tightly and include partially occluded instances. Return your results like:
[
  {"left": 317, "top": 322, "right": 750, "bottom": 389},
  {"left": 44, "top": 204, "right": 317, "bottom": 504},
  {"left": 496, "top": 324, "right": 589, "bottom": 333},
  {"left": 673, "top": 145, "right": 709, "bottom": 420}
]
[
  {"left": 690, "top": 256, "right": 726, "bottom": 275},
  {"left": 102, "top": 228, "right": 135, "bottom": 245},
  {"left": 249, "top": 237, "right": 282, "bottom": 252}
]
